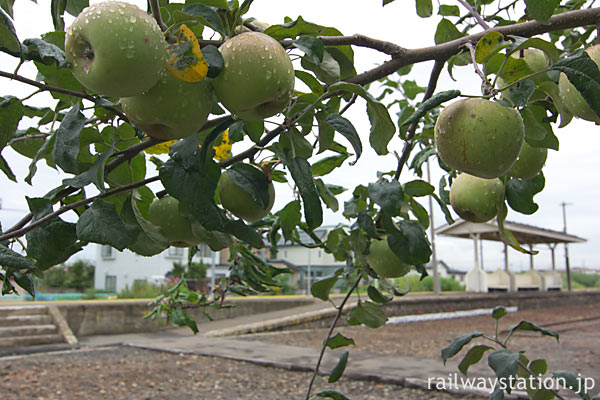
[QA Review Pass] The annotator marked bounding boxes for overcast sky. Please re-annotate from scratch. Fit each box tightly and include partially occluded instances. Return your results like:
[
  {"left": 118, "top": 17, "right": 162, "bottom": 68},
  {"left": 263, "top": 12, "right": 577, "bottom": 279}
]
[{"left": 1, "top": 0, "right": 599, "bottom": 273}]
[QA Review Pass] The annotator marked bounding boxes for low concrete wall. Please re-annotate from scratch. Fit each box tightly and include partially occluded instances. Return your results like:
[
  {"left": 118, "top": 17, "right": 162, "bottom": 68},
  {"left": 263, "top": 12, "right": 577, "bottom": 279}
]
[
  {"left": 56, "top": 297, "right": 316, "bottom": 336},
  {"left": 291, "top": 289, "right": 600, "bottom": 330}
]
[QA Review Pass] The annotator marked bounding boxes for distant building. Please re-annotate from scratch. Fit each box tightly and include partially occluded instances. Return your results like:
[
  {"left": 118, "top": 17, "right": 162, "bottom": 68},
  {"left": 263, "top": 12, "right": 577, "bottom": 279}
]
[
  {"left": 424, "top": 260, "right": 466, "bottom": 283},
  {"left": 94, "top": 244, "right": 227, "bottom": 293}
]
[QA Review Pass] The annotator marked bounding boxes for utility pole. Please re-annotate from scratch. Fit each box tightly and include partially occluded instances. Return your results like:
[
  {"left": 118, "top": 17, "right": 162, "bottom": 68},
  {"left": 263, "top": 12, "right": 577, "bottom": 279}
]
[
  {"left": 426, "top": 160, "right": 440, "bottom": 294},
  {"left": 561, "top": 202, "right": 572, "bottom": 291}
]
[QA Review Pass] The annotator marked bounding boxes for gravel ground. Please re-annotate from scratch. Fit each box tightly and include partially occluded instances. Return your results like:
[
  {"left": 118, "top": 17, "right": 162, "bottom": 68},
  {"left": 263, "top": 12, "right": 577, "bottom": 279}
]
[
  {"left": 0, "top": 346, "right": 481, "bottom": 400},
  {"left": 241, "top": 304, "right": 600, "bottom": 385},
  {"left": 1, "top": 304, "right": 598, "bottom": 399}
]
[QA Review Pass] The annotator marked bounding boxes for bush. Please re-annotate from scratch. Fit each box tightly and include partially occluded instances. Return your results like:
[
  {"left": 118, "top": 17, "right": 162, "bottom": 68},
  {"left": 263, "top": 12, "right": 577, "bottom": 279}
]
[
  {"left": 41, "top": 260, "right": 95, "bottom": 291},
  {"left": 117, "top": 280, "right": 164, "bottom": 299},
  {"left": 392, "top": 275, "right": 465, "bottom": 292},
  {"left": 563, "top": 271, "right": 600, "bottom": 288}
]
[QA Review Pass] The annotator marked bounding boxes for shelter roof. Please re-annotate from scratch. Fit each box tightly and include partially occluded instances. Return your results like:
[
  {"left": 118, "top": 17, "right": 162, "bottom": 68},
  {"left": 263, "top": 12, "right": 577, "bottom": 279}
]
[{"left": 435, "top": 219, "right": 586, "bottom": 244}]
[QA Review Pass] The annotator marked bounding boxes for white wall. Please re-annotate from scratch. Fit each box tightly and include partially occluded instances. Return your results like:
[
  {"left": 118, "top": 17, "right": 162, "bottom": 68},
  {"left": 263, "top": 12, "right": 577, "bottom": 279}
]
[{"left": 94, "top": 245, "right": 220, "bottom": 293}]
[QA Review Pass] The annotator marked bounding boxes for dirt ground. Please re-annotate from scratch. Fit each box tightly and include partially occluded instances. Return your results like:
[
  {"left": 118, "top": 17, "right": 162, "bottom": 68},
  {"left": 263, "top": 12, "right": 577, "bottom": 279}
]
[{"left": 1, "top": 304, "right": 598, "bottom": 399}]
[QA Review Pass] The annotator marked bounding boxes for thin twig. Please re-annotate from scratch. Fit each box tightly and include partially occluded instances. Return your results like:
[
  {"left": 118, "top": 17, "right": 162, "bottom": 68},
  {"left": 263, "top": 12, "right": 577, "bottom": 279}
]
[
  {"left": 148, "top": 0, "right": 168, "bottom": 33},
  {"left": 0, "top": 177, "right": 159, "bottom": 243},
  {"left": 457, "top": 0, "right": 491, "bottom": 30},
  {"left": 394, "top": 58, "right": 445, "bottom": 180},
  {"left": 305, "top": 275, "right": 362, "bottom": 400},
  {"left": 465, "top": 41, "right": 494, "bottom": 96},
  {"left": 0, "top": 70, "right": 128, "bottom": 121}
]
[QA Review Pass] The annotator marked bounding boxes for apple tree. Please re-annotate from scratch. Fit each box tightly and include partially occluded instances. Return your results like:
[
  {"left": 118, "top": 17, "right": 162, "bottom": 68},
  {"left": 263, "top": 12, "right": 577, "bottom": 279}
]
[{"left": 1, "top": 0, "right": 600, "bottom": 398}]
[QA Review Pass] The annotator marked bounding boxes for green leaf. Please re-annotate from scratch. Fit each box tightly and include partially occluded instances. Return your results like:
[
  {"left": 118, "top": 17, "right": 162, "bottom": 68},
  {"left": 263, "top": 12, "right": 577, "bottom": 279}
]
[
  {"left": 76, "top": 199, "right": 139, "bottom": 251},
  {"left": 506, "top": 36, "right": 560, "bottom": 64},
  {"left": 326, "top": 82, "right": 395, "bottom": 156},
  {"left": 65, "top": 0, "right": 88, "bottom": 17},
  {"left": 367, "top": 285, "right": 393, "bottom": 304},
  {"left": 488, "top": 349, "right": 520, "bottom": 387},
  {"left": 434, "top": 18, "right": 464, "bottom": 44},
  {"left": 357, "top": 210, "right": 378, "bottom": 239},
  {"left": 520, "top": 106, "right": 559, "bottom": 150},
  {"left": 315, "top": 390, "right": 351, "bottom": 400},
  {"left": 506, "top": 173, "right": 545, "bottom": 215},
  {"left": 552, "top": 51, "right": 600, "bottom": 119},
  {"left": 191, "top": 222, "right": 232, "bottom": 251},
  {"left": 181, "top": 3, "right": 226, "bottom": 36},
  {"left": 537, "top": 81, "right": 573, "bottom": 128},
  {"left": 301, "top": 49, "right": 340, "bottom": 84},
  {"left": 278, "top": 200, "right": 301, "bottom": 242},
  {"left": 226, "top": 163, "right": 271, "bottom": 210},
  {"left": 310, "top": 272, "right": 340, "bottom": 301},
  {"left": 475, "top": 32, "right": 510, "bottom": 64},
  {"left": 51, "top": 0, "right": 66, "bottom": 31},
  {"left": 264, "top": 16, "right": 323, "bottom": 40},
  {"left": 0, "top": 6, "right": 20, "bottom": 56},
  {"left": 0, "top": 245, "right": 36, "bottom": 271},
  {"left": 347, "top": 300, "right": 387, "bottom": 328},
  {"left": 492, "top": 306, "right": 507, "bottom": 320},
  {"left": 0, "top": 154, "right": 14, "bottom": 184},
  {"left": 328, "top": 351, "right": 348, "bottom": 383},
  {"left": 404, "top": 180, "right": 434, "bottom": 197},
  {"left": 326, "top": 333, "right": 356, "bottom": 349},
  {"left": 502, "top": 79, "right": 536, "bottom": 107},
  {"left": 552, "top": 370, "right": 590, "bottom": 397},
  {"left": 415, "top": 0, "right": 433, "bottom": 18},
  {"left": 244, "top": 120, "right": 264, "bottom": 143},
  {"left": 201, "top": 44, "right": 224, "bottom": 79},
  {"left": 508, "top": 320, "right": 559, "bottom": 342},
  {"left": 287, "top": 157, "right": 323, "bottom": 230},
  {"left": 63, "top": 147, "right": 114, "bottom": 191},
  {"left": 387, "top": 220, "right": 432, "bottom": 265},
  {"left": 529, "top": 359, "right": 547, "bottom": 376},
  {"left": 368, "top": 180, "right": 403, "bottom": 216},
  {"left": 315, "top": 178, "right": 339, "bottom": 212},
  {"left": 0, "top": 96, "right": 24, "bottom": 152},
  {"left": 401, "top": 90, "right": 461, "bottom": 127},
  {"left": 12, "top": 271, "right": 35, "bottom": 297},
  {"left": 34, "top": 61, "right": 84, "bottom": 103},
  {"left": 497, "top": 200, "right": 534, "bottom": 254},
  {"left": 295, "top": 70, "right": 324, "bottom": 95},
  {"left": 23, "top": 38, "right": 67, "bottom": 68},
  {"left": 160, "top": 134, "right": 225, "bottom": 231},
  {"left": 294, "top": 36, "right": 324, "bottom": 64},
  {"left": 311, "top": 154, "right": 348, "bottom": 177},
  {"left": 524, "top": 0, "right": 559, "bottom": 24},
  {"left": 121, "top": 194, "right": 170, "bottom": 257},
  {"left": 25, "top": 217, "right": 80, "bottom": 269},
  {"left": 441, "top": 332, "right": 484, "bottom": 364},
  {"left": 52, "top": 103, "right": 85, "bottom": 174},
  {"left": 224, "top": 219, "right": 263, "bottom": 249},
  {"left": 0, "top": 0, "right": 14, "bottom": 18},
  {"left": 438, "top": 4, "right": 460, "bottom": 16},
  {"left": 458, "top": 345, "right": 494, "bottom": 376}
]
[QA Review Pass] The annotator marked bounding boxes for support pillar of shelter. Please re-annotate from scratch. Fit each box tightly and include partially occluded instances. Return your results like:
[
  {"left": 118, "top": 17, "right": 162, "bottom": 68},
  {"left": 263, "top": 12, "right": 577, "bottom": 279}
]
[
  {"left": 465, "top": 234, "right": 487, "bottom": 292},
  {"left": 541, "top": 243, "right": 563, "bottom": 291}
]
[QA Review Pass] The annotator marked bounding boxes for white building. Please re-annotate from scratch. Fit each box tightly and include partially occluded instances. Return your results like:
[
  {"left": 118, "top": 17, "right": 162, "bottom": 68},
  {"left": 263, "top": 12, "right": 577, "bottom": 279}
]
[{"left": 94, "top": 244, "right": 227, "bottom": 293}]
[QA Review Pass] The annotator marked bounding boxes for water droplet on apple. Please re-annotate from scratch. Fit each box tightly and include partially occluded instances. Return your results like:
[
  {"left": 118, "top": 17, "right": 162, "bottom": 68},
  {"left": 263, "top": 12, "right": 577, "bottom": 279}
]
[
  {"left": 108, "top": 19, "right": 113, "bottom": 23},
  {"left": 268, "top": 54, "right": 273, "bottom": 60},
  {"left": 265, "top": 70, "right": 272, "bottom": 80},
  {"left": 126, "top": 49, "right": 135, "bottom": 59},
  {"left": 264, "top": 46, "right": 269, "bottom": 51},
  {"left": 226, "top": 42, "right": 232, "bottom": 49},
  {"left": 128, "top": 41, "right": 135, "bottom": 49},
  {"left": 130, "top": 16, "right": 136, "bottom": 23}
]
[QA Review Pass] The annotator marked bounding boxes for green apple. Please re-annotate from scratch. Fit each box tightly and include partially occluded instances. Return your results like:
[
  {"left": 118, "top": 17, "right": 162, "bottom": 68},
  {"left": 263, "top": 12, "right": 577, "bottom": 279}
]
[
  {"left": 212, "top": 32, "right": 295, "bottom": 121},
  {"left": 65, "top": 1, "right": 168, "bottom": 97},
  {"left": 147, "top": 195, "right": 200, "bottom": 248},
  {"left": 367, "top": 238, "right": 412, "bottom": 278},
  {"left": 497, "top": 48, "right": 550, "bottom": 90},
  {"left": 507, "top": 142, "right": 547, "bottom": 180},
  {"left": 219, "top": 166, "right": 275, "bottom": 222},
  {"left": 435, "top": 98, "right": 524, "bottom": 179},
  {"left": 121, "top": 73, "right": 214, "bottom": 140},
  {"left": 558, "top": 44, "right": 600, "bottom": 123},
  {"left": 450, "top": 173, "right": 504, "bottom": 223}
]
